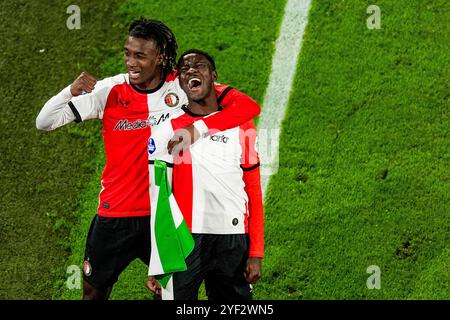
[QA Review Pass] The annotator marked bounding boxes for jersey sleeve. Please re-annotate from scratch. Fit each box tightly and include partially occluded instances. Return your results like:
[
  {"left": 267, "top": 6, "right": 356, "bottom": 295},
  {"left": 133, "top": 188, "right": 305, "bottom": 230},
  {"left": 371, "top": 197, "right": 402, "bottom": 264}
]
[
  {"left": 36, "top": 74, "right": 125, "bottom": 131},
  {"left": 69, "top": 75, "right": 124, "bottom": 122},
  {"left": 193, "top": 87, "right": 261, "bottom": 136},
  {"left": 36, "top": 85, "right": 76, "bottom": 130},
  {"left": 243, "top": 167, "right": 264, "bottom": 258},
  {"left": 240, "top": 120, "right": 264, "bottom": 258},
  {"left": 239, "top": 120, "right": 260, "bottom": 171}
]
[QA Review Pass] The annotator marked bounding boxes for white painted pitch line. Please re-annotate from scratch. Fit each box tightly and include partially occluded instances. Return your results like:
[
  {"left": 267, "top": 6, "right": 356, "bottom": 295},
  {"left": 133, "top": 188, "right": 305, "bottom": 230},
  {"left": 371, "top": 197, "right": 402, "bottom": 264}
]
[{"left": 258, "top": 0, "right": 312, "bottom": 198}]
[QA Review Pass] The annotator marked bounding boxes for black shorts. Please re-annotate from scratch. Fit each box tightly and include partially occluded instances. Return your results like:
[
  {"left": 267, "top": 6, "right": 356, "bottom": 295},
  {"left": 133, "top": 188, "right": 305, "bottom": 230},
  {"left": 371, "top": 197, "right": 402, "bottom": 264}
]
[
  {"left": 83, "top": 215, "right": 151, "bottom": 290},
  {"left": 172, "top": 233, "right": 252, "bottom": 300}
]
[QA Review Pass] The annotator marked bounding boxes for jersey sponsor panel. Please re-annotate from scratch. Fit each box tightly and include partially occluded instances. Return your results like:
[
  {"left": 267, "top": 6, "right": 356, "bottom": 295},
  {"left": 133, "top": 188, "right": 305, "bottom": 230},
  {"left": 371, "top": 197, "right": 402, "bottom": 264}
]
[
  {"left": 67, "top": 78, "right": 255, "bottom": 218},
  {"left": 69, "top": 73, "right": 187, "bottom": 217},
  {"left": 149, "top": 110, "right": 258, "bottom": 234}
]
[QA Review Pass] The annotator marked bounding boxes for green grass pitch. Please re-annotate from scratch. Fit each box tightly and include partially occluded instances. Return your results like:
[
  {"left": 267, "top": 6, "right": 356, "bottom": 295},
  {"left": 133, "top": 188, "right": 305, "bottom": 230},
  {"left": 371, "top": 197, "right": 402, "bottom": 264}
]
[{"left": 0, "top": 0, "right": 448, "bottom": 299}]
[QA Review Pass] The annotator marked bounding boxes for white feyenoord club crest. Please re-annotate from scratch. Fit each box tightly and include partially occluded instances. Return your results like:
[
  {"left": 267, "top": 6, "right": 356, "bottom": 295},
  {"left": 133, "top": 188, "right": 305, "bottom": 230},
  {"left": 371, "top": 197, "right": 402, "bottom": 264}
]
[{"left": 164, "top": 93, "right": 179, "bottom": 107}]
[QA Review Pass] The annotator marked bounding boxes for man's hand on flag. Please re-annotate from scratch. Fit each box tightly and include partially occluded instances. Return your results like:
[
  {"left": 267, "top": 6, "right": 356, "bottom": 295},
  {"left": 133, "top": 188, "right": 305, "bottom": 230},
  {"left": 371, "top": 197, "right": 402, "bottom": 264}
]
[
  {"left": 147, "top": 161, "right": 196, "bottom": 300},
  {"left": 145, "top": 277, "right": 162, "bottom": 296}
]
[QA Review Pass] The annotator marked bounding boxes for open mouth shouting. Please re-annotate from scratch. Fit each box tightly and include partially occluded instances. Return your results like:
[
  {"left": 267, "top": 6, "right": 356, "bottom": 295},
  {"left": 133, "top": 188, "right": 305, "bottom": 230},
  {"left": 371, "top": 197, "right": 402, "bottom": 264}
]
[{"left": 188, "top": 77, "right": 202, "bottom": 93}]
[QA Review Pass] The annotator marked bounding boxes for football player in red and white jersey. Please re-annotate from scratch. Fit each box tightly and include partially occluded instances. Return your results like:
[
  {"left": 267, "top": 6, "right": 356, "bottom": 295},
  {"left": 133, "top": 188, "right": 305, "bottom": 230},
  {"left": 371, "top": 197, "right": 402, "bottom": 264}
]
[
  {"left": 147, "top": 49, "right": 264, "bottom": 300},
  {"left": 36, "top": 19, "right": 260, "bottom": 300}
]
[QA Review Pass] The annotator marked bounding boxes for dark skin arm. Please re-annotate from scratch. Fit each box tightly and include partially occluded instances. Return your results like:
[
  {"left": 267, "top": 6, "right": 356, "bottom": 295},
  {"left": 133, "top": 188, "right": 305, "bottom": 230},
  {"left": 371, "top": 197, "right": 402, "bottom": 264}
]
[
  {"left": 167, "top": 125, "right": 199, "bottom": 155},
  {"left": 244, "top": 257, "right": 262, "bottom": 284},
  {"left": 145, "top": 277, "right": 162, "bottom": 296}
]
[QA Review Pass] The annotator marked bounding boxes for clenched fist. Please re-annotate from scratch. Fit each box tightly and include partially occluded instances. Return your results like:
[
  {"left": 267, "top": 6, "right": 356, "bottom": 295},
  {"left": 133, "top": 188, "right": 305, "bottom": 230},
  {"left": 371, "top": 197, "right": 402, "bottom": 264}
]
[{"left": 70, "top": 72, "right": 97, "bottom": 96}]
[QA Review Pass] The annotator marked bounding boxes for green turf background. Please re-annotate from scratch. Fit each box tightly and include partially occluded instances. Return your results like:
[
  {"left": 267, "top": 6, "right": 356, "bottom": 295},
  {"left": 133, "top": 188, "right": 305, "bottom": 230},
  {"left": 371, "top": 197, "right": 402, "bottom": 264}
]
[
  {"left": 261, "top": 0, "right": 449, "bottom": 299},
  {"left": 53, "top": 0, "right": 286, "bottom": 300},
  {"left": 0, "top": 0, "right": 124, "bottom": 299},
  {"left": 0, "top": 0, "right": 448, "bottom": 300}
]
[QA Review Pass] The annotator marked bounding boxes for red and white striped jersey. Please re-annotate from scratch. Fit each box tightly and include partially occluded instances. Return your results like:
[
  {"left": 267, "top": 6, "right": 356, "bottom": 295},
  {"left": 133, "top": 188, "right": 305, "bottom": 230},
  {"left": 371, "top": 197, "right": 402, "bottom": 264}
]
[
  {"left": 69, "top": 73, "right": 186, "bottom": 217},
  {"left": 148, "top": 105, "right": 261, "bottom": 235},
  {"left": 37, "top": 74, "right": 261, "bottom": 220}
]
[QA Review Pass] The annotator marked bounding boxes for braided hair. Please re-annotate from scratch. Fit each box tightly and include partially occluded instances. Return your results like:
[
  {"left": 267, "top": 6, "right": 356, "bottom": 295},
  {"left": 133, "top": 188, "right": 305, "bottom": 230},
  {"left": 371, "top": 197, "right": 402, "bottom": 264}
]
[{"left": 128, "top": 18, "right": 178, "bottom": 75}]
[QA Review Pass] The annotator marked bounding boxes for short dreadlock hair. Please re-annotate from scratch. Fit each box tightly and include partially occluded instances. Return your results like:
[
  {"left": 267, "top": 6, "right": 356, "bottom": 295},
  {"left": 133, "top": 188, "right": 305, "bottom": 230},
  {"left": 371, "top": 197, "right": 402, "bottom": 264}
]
[
  {"left": 176, "top": 49, "right": 216, "bottom": 71},
  {"left": 128, "top": 18, "right": 178, "bottom": 74}
]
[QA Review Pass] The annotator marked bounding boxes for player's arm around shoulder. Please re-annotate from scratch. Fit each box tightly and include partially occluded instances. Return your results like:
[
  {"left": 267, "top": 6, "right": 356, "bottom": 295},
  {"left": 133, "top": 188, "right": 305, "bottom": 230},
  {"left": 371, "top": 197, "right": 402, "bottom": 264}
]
[{"left": 197, "top": 86, "right": 261, "bottom": 134}]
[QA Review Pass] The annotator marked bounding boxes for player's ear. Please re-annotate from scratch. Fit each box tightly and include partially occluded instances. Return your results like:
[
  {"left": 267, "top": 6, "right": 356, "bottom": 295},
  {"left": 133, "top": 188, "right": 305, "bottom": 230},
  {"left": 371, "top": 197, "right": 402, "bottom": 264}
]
[
  {"left": 157, "top": 53, "right": 164, "bottom": 66},
  {"left": 212, "top": 70, "right": 218, "bottom": 82}
]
